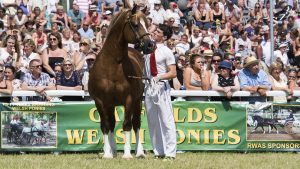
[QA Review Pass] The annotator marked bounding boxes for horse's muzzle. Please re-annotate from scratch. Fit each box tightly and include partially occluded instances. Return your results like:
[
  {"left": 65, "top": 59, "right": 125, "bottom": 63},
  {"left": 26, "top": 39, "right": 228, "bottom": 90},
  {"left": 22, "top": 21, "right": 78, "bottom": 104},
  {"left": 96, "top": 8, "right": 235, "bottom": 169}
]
[{"left": 134, "top": 39, "right": 155, "bottom": 55}]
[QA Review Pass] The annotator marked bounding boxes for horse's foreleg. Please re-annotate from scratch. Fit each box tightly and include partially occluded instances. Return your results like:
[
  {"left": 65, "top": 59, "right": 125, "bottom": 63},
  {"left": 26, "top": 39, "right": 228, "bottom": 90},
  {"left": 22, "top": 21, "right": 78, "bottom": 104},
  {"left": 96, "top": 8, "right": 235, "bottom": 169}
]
[
  {"left": 122, "top": 99, "right": 134, "bottom": 159},
  {"left": 96, "top": 99, "right": 116, "bottom": 158},
  {"left": 132, "top": 101, "right": 145, "bottom": 158}
]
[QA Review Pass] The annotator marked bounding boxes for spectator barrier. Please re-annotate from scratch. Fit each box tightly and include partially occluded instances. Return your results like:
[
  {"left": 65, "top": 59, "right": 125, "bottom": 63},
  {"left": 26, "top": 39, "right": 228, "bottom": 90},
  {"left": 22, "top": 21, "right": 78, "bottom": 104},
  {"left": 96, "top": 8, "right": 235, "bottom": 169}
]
[{"left": 0, "top": 91, "right": 300, "bottom": 152}]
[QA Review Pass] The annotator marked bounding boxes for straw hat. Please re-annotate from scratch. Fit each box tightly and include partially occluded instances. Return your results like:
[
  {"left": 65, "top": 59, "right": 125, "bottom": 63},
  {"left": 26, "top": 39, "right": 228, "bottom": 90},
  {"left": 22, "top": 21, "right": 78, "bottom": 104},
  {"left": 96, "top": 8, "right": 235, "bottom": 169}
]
[
  {"left": 203, "top": 50, "right": 214, "bottom": 57},
  {"left": 243, "top": 56, "right": 259, "bottom": 68}
]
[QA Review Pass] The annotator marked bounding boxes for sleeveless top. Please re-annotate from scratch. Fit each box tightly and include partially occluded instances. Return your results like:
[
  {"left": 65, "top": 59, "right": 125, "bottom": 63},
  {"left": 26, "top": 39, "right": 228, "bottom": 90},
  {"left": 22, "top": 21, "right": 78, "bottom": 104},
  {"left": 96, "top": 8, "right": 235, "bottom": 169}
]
[
  {"left": 218, "top": 74, "right": 235, "bottom": 87},
  {"left": 213, "top": 13, "right": 222, "bottom": 22},
  {"left": 190, "top": 71, "right": 202, "bottom": 87},
  {"left": 56, "top": 71, "right": 82, "bottom": 87}
]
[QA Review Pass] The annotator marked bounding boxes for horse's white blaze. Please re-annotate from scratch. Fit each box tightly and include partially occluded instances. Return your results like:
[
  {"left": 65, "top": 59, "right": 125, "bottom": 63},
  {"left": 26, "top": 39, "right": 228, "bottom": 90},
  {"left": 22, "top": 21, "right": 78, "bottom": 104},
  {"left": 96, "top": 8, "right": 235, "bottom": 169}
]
[{"left": 139, "top": 18, "right": 148, "bottom": 34}]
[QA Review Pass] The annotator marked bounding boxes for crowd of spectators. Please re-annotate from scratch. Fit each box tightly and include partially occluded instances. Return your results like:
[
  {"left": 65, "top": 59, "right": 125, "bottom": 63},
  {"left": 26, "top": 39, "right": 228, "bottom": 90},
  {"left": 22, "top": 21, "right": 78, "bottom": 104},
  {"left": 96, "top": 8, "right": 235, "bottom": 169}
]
[{"left": 0, "top": 0, "right": 299, "bottom": 103}]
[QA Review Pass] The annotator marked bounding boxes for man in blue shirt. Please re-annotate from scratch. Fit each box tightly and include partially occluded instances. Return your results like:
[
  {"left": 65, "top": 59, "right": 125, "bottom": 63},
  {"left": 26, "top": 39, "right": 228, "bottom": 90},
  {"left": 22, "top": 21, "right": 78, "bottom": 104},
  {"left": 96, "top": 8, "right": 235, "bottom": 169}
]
[
  {"left": 78, "top": 21, "right": 95, "bottom": 40},
  {"left": 67, "top": 3, "right": 85, "bottom": 28},
  {"left": 239, "top": 56, "right": 271, "bottom": 103}
]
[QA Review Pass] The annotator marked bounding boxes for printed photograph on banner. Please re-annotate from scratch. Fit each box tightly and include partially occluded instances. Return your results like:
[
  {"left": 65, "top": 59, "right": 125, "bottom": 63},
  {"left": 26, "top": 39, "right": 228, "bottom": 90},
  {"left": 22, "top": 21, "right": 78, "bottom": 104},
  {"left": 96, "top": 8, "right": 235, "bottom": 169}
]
[
  {"left": 1, "top": 111, "right": 57, "bottom": 148},
  {"left": 246, "top": 103, "right": 300, "bottom": 141}
]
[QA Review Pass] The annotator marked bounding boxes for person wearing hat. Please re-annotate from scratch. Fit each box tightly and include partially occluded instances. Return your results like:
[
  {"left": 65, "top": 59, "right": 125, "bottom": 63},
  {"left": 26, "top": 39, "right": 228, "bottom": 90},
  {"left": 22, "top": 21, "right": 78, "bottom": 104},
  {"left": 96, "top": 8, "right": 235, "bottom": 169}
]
[
  {"left": 211, "top": 60, "right": 240, "bottom": 99},
  {"left": 274, "top": 43, "right": 289, "bottom": 66},
  {"left": 238, "top": 56, "right": 271, "bottom": 102}
]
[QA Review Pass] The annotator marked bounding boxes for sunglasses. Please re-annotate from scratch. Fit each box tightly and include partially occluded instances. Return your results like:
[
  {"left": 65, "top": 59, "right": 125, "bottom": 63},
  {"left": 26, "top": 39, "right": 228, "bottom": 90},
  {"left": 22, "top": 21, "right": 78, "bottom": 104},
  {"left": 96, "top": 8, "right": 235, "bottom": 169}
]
[
  {"left": 31, "top": 65, "right": 42, "bottom": 69},
  {"left": 212, "top": 60, "right": 221, "bottom": 63},
  {"left": 49, "top": 38, "right": 57, "bottom": 41},
  {"left": 86, "top": 59, "right": 95, "bottom": 62},
  {"left": 169, "top": 20, "right": 175, "bottom": 23},
  {"left": 80, "top": 43, "right": 88, "bottom": 46},
  {"left": 63, "top": 64, "right": 72, "bottom": 66}
]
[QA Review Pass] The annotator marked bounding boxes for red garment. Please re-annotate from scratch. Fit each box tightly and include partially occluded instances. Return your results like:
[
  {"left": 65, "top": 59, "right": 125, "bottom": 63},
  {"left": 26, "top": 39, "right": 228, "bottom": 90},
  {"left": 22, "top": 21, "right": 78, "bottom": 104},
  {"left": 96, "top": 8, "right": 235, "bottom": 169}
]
[{"left": 150, "top": 48, "right": 157, "bottom": 76}]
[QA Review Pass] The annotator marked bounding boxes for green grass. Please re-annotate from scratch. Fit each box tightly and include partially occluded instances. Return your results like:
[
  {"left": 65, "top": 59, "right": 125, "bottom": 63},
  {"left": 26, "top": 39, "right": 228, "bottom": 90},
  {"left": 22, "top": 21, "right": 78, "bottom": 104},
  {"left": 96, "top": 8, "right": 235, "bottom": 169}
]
[{"left": 0, "top": 152, "right": 299, "bottom": 169}]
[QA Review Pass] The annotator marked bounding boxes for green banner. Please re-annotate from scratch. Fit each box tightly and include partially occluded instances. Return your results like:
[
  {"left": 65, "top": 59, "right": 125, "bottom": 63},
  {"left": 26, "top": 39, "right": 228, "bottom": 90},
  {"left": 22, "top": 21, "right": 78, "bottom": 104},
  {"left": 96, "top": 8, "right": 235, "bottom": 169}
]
[{"left": 0, "top": 101, "right": 299, "bottom": 152}]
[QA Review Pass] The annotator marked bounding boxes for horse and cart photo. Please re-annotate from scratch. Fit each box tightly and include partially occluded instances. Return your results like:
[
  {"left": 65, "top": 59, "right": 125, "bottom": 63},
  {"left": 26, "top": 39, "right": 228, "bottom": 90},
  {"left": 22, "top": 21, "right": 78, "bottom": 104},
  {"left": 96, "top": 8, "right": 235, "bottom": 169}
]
[
  {"left": 247, "top": 103, "right": 300, "bottom": 141},
  {"left": 1, "top": 112, "right": 57, "bottom": 148}
]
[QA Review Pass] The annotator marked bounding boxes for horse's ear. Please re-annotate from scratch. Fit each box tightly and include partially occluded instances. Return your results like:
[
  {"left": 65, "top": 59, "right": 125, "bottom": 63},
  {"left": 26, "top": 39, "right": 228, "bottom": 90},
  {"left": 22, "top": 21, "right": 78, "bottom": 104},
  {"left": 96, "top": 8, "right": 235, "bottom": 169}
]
[
  {"left": 141, "top": 6, "right": 147, "bottom": 14},
  {"left": 131, "top": 3, "right": 138, "bottom": 14}
]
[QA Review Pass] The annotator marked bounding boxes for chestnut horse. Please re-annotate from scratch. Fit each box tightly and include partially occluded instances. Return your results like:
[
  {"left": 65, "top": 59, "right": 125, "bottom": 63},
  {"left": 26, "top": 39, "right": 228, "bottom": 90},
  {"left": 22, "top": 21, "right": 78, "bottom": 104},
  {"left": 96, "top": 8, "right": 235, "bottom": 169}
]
[{"left": 88, "top": 6, "right": 154, "bottom": 158}]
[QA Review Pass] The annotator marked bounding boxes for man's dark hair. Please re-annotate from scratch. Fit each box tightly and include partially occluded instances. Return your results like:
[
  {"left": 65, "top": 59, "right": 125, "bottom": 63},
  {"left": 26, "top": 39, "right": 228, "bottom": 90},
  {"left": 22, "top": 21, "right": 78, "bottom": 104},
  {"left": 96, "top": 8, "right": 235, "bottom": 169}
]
[{"left": 158, "top": 24, "right": 173, "bottom": 40}]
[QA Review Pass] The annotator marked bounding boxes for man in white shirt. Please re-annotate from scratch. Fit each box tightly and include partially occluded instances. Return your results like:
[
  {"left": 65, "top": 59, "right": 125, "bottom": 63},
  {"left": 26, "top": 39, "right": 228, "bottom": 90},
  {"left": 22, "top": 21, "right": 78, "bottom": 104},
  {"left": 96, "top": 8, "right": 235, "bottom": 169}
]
[{"left": 148, "top": 0, "right": 167, "bottom": 25}]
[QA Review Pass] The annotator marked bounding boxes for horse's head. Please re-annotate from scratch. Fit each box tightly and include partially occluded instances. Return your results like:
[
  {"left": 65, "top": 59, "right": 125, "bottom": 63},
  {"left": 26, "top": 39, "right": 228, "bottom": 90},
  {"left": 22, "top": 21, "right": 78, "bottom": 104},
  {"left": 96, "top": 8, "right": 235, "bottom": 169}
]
[{"left": 124, "top": 5, "right": 155, "bottom": 54}]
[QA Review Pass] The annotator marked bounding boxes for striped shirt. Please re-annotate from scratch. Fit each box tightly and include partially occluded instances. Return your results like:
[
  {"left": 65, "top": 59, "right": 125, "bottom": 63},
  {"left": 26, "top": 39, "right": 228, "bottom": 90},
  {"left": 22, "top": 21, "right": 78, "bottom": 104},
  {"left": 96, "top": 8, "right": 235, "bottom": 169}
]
[
  {"left": 73, "top": 0, "right": 92, "bottom": 14},
  {"left": 23, "top": 72, "right": 53, "bottom": 87}
]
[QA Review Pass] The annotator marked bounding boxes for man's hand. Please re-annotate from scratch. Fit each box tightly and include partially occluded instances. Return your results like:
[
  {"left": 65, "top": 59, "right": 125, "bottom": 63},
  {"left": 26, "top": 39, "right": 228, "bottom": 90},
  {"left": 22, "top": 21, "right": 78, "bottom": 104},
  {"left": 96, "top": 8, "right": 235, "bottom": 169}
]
[{"left": 36, "top": 86, "right": 46, "bottom": 93}]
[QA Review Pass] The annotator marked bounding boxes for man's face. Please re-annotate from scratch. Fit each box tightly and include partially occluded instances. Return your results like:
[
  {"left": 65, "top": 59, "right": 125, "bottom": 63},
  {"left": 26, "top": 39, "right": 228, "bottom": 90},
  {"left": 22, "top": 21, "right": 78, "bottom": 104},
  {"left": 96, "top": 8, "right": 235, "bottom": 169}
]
[
  {"left": 153, "top": 28, "right": 164, "bottom": 42},
  {"left": 249, "top": 63, "right": 259, "bottom": 75},
  {"left": 30, "top": 61, "right": 42, "bottom": 74}
]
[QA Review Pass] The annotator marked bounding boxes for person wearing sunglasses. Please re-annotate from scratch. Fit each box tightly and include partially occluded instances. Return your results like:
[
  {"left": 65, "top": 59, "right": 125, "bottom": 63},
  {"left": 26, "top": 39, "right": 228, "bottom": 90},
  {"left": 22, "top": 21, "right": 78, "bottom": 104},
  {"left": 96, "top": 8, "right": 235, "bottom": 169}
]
[
  {"left": 81, "top": 52, "right": 96, "bottom": 91},
  {"left": 21, "top": 59, "right": 55, "bottom": 101},
  {"left": 78, "top": 20, "right": 95, "bottom": 40},
  {"left": 55, "top": 59, "right": 82, "bottom": 101},
  {"left": 41, "top": 32, "right": 67, "bottom": 77},
  {"left": 74, "top": 38, "right": 93, "bottom": 71}
]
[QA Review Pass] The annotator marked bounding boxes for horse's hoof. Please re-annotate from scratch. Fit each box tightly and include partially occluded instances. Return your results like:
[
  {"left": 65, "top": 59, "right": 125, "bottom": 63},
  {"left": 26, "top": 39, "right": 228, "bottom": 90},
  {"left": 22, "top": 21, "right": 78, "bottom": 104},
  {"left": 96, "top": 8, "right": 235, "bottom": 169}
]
[
  {"left": 122, "top": 154, "right": 133, "bottom": 159},
  {"left": 102, "top": 154, "right": 114, "bottom": 159},
  {"left": 136, "top": 153, "right": 146, "bottom": 159}
]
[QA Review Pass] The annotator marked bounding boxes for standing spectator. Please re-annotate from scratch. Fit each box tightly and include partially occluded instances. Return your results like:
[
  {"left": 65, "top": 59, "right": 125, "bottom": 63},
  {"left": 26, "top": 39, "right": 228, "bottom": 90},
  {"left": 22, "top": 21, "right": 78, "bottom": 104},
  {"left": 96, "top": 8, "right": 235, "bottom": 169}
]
[
  {"left": 212, "top": 60, "right": 240, "bottom": 99},
  {"left": 238, "top": 56, "right": 271, "bottom": 102},
  {"left": 149, "top": 0, "right": 167, "bottom": 25},
  {"left": 41, "top": 32, "right": 67, "bottom": 77},
  {"left": 67, "top": 2, "right": 85, "bottom": 28},
  {"left": 21, "top": 59, "right": 55, "bottom": 101},
  {"left": 144, "top": 24, "right": 176, "bottom": 160},
  {"left": 78, "top": 20, "right": 95, "bottom": 40}
]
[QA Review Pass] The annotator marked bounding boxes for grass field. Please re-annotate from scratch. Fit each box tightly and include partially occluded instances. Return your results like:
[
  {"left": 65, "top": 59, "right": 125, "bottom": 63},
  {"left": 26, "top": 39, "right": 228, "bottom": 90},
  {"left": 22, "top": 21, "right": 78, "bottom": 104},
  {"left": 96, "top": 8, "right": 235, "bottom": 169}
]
[{"left": 0, "top": 152, "right": 299, "bottom": 169}]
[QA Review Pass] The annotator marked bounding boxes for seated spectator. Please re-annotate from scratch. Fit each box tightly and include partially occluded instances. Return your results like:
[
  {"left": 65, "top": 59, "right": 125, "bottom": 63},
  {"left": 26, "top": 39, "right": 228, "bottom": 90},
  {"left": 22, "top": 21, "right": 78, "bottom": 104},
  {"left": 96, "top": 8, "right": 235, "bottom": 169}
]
[
  {"left": 81, "top": 52, "right": 96, "bottom": 91},
  {"left": 175, "top": 34, "right": 190, "bottom": 55},
  {"left": 183, "top": 54, "right": 210, "bottom": 90},
  {"left": 67, "top": 3, "right": 85, "bottom": 28},
  {"left": 239, "top": 56, "right": 271, "bottom": 103},
  {"left": 69, "top": 31, "right": 81, "bottom": 54},
  {"left": 149, "top": 0, "right": 167, "bottom": 25},
  {"left": 51, "top": 5, "right": 69, "bottom": 29},
  {"left": 274, "top": 43, "right": 289, "bottom": 67},
  {"left": 14, "top": 7, "right": 27, "bottom": 29},
  {"left": 32, "top": 24, "right": 47, "bottom": 54},
  {"left": 74, "top": 38, "right": 93, "bottom": 71},
  {"left": 22, "top": 20, "right": 35, "bottom": 39},
  {"left": 41, "top": 32, "right": 67, "bottom": 77},
  {"left": 0, "top": 7, "right": 9, "bottom": 28},
  {"left": 61, "top": 28, "right": 73, "bottom": 55},
  {"left": 21, "top": 59, "right": 55, "bottom": 101},
  {"left": 56, "top": 59, "right": 82, "bottom": 101},
  {"left": 211, "top": 61, "right": 240, "bottom": 99},
  {"left": 78, "top": 20, "right": 95, "bottom": 40},
  {"left": 84, "top": 4, "right": 101, "bottom": 30},
  {"left": 170, "top": 54, "right": 186, "bottom": 90},
  {"left": 95, "top": 23, "right": 108, "bottom": 49},
  {"left": 0, "top": 35, "right": 20, "bottom": 67},
  {"left": 30, "top": 6, "right": 47, "bottom": 26},
  {"left": 17, "top": 38, "right": 40, "bottom": 78},
  {"left": 166, "top": 1, "right": 183, "bottom": 26},
  {"left": 194, "top": 3, "right": 210, "bottom": 30},
  {"left": 4, "top": 65, "right": 22, "bottom": 102},
  {"left": 268, "top": 62, "right": 293, "bottom": 101},
  {"left": 0, "top": 65, "right": 13, "bottom": 102}
]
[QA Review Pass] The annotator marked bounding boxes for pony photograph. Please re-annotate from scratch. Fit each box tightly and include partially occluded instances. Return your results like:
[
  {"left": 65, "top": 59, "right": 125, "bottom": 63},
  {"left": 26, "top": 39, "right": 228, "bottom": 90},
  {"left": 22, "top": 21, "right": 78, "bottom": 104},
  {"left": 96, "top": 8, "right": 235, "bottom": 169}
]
[
  {"left": 247, "top": 103, "right": 300, "bottom": 141},
  {"left": 1, "top": 111, "right": 57, "bottom": 148}
]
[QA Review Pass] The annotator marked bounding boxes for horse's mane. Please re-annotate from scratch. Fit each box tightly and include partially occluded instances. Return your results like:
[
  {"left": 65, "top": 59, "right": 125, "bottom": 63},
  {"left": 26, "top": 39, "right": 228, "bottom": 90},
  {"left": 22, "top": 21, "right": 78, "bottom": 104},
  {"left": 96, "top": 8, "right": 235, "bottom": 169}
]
[{"left": 105, "top": 9, "right": 148, "bottom": 38}]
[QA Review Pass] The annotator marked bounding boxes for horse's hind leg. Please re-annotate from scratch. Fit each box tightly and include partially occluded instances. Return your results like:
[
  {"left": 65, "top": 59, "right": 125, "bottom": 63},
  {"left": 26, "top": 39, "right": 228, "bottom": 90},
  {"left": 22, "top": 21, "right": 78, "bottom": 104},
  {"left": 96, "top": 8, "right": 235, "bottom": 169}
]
[
  {"left": 132, "top": 100, "right": 145, "bottom": 158},
  {"left": 95, "top": 98, "right": 116, "bottom": 158}
]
